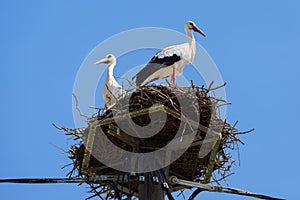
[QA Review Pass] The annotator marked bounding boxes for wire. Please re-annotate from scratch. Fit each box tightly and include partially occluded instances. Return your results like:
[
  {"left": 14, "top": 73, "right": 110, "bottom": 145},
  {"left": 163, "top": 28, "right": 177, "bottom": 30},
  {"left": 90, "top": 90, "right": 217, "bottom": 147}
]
[
  {"left": 188, "top": 188, "right": 206, "bottom": 200},
  {"left": 0, "top": 178, "right": 85, "bottom": 184},
  {"left": 158, "top": 170, "right": 174, "bottom": 200},
  {"left": 127, "top": 173, "right": 132, "bottom": 200}
]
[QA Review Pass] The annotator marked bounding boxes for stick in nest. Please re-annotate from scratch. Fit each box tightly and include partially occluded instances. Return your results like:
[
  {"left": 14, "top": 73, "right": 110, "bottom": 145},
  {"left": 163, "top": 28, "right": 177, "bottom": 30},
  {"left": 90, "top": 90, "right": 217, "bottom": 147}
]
[{"left": 73, "top": 93, "right": 89, "bottom": 118}]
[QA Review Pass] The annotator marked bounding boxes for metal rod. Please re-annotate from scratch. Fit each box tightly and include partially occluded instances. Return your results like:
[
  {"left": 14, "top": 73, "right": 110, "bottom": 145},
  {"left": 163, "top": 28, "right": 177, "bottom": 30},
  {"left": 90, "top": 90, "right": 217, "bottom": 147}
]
[{"left": 169, "top": 176, "right": 285, "bottom": 200}]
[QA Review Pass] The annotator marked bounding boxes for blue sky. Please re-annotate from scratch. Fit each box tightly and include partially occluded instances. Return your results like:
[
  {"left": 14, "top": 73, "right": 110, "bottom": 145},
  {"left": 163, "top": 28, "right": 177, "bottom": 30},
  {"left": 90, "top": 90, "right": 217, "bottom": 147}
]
[{"left": 1, "top": 0, "right": 299, "bottom": 199}]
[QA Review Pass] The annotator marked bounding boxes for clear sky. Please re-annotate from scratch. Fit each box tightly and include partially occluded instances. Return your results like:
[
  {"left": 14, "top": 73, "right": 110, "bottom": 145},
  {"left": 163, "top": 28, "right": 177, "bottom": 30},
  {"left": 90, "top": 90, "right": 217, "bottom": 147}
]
[{"left": 1, "top": 0, "right": 299, "bottom": 199}]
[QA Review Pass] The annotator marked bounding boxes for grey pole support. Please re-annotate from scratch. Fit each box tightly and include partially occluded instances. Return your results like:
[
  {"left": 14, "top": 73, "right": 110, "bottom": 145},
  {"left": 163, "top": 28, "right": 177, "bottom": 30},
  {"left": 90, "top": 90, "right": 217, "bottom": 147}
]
[{"left": 138, "top": 173, "right": 164, "bottom": 200}]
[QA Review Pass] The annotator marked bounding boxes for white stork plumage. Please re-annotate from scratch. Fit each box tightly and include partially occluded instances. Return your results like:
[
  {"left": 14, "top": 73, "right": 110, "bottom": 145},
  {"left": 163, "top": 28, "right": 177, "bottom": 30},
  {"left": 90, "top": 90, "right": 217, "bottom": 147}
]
[
  {"left": 94, "top": 54, "right": 126, "bottom": 108},
  {"left": 133, "top": 21, "right": 206, "bottom": 86}
]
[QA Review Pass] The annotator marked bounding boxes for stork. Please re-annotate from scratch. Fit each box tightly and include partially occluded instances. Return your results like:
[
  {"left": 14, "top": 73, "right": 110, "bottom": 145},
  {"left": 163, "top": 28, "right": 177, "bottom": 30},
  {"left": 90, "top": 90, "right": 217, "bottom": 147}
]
[
  {"left": 133, "top": 21, "right": 206, "bottom": 86},
  {"left": 94, "top": 54, "right": 126, "bottom": 108}
]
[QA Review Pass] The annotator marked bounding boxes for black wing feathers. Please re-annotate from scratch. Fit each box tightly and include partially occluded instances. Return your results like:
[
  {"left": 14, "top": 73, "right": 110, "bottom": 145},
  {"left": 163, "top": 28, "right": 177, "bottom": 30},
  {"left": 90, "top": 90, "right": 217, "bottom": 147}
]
[{"left": 135, "top": 53, "right": 181, "bottom": 86}]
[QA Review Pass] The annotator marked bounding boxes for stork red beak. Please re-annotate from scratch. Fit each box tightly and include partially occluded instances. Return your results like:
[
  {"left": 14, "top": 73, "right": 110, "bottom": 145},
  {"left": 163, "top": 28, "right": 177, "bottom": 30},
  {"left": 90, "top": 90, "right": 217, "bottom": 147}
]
[
  {"left": 193, "top": 26, "right": 206, "bottom": 37},
  {"left": 94, "top": 58, "right": 109, "bottom": 65}
]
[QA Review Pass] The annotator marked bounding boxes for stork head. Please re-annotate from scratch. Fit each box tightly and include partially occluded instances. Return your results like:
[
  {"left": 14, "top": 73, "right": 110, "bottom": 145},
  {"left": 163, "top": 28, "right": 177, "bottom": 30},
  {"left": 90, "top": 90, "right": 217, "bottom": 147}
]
[
  {"left": 185, "top": 21, "right": 206, "bottom": 37},
  {"left": 94, "top": 54, "right": 116, "bottom": 65}
]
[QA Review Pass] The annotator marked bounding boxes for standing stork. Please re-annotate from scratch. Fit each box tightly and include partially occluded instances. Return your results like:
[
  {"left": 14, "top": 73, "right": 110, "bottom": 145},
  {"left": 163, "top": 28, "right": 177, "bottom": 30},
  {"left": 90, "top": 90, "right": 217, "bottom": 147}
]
[
  {"left": 94, "top": 54, "right": 126, "bottom": 108},
  {"left": 133, "top": 21, "right": 206, "bottom": 86}
]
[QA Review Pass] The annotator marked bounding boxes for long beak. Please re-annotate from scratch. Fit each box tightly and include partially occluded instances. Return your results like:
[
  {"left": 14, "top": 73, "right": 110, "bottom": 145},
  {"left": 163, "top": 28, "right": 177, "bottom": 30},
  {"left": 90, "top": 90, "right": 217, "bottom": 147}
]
[
  {"left": 94, "top": 58, "right": 108, "bottom": 65},
  {"left": 193, "top": 26, "right": 206, "bottom": 37}
]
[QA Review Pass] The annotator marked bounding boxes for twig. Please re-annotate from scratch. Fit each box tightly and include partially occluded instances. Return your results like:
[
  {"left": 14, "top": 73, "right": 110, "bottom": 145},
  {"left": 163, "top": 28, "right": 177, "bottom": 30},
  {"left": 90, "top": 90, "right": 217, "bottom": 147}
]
[
  {"left": 236, "top": 128, "right": 255, "bottom": 135},
  {"left": 50, "top": 142, "right": 68, "bottom": 154},
  {"left": 232, "top": 121, "right": 238, "bottom": 128},
  {"left": 73, "top": 93, "right": 89, "bottom": 118},
  {"left": 52, "top": 123, "right": 64, "bottom": 130},
  {"left": 207, "top": 81, "right": 214, "bottom": 92},
  {"left": 209, "top": 82, "right": 227, "bottom": 91}
]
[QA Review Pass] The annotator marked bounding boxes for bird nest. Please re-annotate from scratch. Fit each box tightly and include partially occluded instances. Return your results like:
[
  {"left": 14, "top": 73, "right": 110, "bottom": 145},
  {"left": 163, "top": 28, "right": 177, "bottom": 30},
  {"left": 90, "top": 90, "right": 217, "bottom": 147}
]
[{"left": 56, "top": 83, "right": 251, "bottom": 199}]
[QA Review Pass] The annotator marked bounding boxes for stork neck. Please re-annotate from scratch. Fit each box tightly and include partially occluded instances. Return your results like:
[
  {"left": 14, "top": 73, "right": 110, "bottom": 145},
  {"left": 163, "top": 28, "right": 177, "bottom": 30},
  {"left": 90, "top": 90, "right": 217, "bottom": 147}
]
[
  {"left": 107, "top": 61, "right": 116, "bottom": 77},
  {"left": 186, "top": 29, "right": 195, "bottom": 45}
]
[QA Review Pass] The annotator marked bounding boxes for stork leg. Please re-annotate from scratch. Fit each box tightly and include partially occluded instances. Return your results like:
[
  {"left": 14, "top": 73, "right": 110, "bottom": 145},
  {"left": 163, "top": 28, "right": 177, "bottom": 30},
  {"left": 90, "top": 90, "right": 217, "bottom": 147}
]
[{"left": 171, "top": 65, "right": 176, "bottom": 84}]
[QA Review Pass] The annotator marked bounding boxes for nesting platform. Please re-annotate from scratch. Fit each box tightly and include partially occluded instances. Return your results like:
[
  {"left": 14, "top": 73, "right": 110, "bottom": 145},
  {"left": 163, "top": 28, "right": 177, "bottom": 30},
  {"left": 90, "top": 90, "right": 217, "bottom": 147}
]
[{"left": 63, "top": 85, "right": 244, "bottom": 199}]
